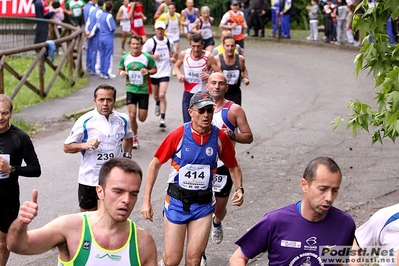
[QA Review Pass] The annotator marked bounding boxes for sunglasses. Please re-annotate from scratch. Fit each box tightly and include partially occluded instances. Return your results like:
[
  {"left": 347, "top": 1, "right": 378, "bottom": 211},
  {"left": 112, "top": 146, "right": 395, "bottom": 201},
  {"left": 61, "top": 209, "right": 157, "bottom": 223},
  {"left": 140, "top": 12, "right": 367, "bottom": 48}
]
[
  {"left": 232, "top": 4, "right": 239, "bottom": 6},
  {"left": 194, "top": 107, "right": 214, "bottom": 114}
]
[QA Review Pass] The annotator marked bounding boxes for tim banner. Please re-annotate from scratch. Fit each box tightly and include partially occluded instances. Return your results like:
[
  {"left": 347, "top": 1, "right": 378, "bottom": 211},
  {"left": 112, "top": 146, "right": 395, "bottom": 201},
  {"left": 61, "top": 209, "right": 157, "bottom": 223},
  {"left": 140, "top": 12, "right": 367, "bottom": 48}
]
[{"left": 0, "top": 0, "right": 64, "bottom": 17}]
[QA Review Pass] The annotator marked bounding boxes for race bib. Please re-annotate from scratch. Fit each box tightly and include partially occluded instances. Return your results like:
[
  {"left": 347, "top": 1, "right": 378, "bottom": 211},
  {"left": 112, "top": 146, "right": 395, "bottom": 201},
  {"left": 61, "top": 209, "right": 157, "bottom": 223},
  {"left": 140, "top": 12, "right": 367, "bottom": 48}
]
[
  {"left": 169, "top": 25, "right": 178, "bottom": 34},
  {"left": 128, "top": 70, "right": 143, "bottom": 84},
  {"left": 93, "top": 146, "right": 118, "bottom": 175},
  {"left": 223, "top": 69, "right": 240, "bottom": 85},
  {"left": 179, "top": 164, "right": 210, "bottom": 190},
  {"left": 185, "top": 69, "right": 202, "bottom": 83},
  {"left": 212, "top": 174, "right": 228, "bottom": 192},
  {"left": 0, "top": 154, "right": 10, "bottom": 179},
  {"left": 134, "top": 18, "right": 143, "bottom": 27},
  {"left": 232, "top": 25, "right": 242, "bottom": 35}
]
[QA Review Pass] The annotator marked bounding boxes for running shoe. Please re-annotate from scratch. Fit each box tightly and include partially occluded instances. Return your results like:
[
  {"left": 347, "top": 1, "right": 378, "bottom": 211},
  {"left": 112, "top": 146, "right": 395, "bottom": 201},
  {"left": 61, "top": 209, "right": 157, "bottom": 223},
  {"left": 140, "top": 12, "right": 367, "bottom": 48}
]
[
  {"left": 200, "top": 253, "right": 207, "bottom": 266},
  {"left": 120, "top": 48, "right": 126, "bottom": 54},
  {"left": 155, "top": 105, "right": 160, "bottom": 116},
  {"left": 133, "top": 136, "right": 139, "bottom": 149},
  {"left": 108, "top": 73, "right": 116, "bottom": 79},
  {"left": 211, "top": 216, "right": 223, "bottom": 244},
  {"left": 159, "top": 118, "right": 166, "bottom": 128},
  {"left": 172, "top": 69, "right": 176, "bottom": 76}
]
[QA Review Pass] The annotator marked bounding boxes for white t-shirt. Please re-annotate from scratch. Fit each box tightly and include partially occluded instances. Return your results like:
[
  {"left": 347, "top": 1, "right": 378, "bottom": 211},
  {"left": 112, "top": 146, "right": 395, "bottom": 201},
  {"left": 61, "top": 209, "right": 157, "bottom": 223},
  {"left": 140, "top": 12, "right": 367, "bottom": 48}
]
[
  {"left": 142, "top": 37, "right": 175, "bottom": 79},
  {"left": 355, "top": 203, "right": 399, "bottom": 266},
  {"left": 64, "top": 109, "right": 133, "bottom": 186}
]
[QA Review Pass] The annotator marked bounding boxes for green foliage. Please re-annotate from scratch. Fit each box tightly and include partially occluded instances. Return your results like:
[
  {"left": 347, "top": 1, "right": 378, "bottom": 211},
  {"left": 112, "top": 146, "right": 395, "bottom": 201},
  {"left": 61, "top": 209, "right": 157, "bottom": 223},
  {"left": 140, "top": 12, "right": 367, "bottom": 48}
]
[{"left": 334, "top": 0, "right": 399, "bottom": 144}]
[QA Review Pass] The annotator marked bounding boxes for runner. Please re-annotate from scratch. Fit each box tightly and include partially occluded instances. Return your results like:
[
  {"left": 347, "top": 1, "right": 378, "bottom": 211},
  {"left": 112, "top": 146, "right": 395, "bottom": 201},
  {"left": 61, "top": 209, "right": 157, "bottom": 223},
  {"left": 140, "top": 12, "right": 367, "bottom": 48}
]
[
  {"left": 173, "top": 34, "right": 221, "bottom": 123},
  {"left": 119, "top": 35, "right": 157, "bottom": 149},
  {"left": 214, "top": 35, "right": 249, "bottom": 106},
  {"left": 129, "top": 0, "right": 148, "bottom": 43},
  {"left": 190, "top": 6, "right": 216, "bottom": 52},
  {"left": 181, "top": 0, "right": 199, "bottom": 40},
  {"left": 142, "top": 21, "right": 176, "bottom": 128},
  {"left": 116, "top": 0, "right": 133, "bottom": 54}
]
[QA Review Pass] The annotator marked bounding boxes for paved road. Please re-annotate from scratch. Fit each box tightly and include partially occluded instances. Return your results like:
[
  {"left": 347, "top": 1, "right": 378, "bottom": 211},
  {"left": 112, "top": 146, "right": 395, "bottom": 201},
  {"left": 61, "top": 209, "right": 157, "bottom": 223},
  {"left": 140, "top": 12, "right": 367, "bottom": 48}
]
[{"left": 8, "top": 36, "right": 399, "bottom": 266}]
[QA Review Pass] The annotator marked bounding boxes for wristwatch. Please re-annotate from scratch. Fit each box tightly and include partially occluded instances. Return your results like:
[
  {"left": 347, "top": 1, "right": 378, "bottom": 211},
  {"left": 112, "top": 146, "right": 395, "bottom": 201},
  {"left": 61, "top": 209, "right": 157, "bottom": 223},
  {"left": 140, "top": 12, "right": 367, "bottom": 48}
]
[
  {"left": 235, "top": 186, "right": 244, "bottom": 194},
  {"left": 10, "top": 166, "right": 16, "bottom": 174},
  {"left": 229, "top": 131, "right": 236, "bottom": 140}
]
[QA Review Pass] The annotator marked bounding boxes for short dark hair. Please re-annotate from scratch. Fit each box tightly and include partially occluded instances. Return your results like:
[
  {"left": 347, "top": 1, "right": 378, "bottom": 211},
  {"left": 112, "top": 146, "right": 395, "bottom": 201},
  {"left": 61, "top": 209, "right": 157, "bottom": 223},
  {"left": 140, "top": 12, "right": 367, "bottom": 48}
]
[
  {"left": 222, "top": 35, "right": 236, "bottom": 44},
  {"left": 190, "top": 33, "right": 204, "bottom": 44},
  {"left": 168, "top": 2, "right": 176, "bottom": 8},
  {"left": 99, "top": 158, "right": 143, "bottom": 188},
  {"left": 105, "top": 1, "right": 113, "bottom": 11},
  {"left": 0, "top": 94, "right": 13, "bottom": 113},
  {"left": 52, "top": 1, "right": 60, "bottom": 9},
  {"left": 97, "top": 0, "right": 104, "bottom": 6},
  {"left": 130, "top": 35, "right": 143, "bottom": 45},
  {"left": 303, "top": 157, "right": 342, "bottom": 183},
  {"left": 94, "top": 84, "right": 117, "bottom": 101}
]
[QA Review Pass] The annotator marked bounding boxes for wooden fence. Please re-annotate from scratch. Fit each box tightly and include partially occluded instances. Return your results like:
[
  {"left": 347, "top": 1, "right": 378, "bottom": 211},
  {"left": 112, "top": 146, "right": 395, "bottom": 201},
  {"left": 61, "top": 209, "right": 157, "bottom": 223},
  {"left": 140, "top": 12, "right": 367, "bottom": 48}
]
[{"left": 0, "top": 17, "right": 84, "bottom": 99}]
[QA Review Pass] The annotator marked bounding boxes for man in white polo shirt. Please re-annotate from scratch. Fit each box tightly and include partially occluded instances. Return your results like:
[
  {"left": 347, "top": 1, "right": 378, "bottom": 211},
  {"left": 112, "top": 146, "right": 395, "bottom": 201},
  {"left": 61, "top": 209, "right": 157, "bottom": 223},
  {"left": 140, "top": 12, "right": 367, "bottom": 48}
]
[{"left": 63, "top": 84, "right": 134, "bottom": 212}]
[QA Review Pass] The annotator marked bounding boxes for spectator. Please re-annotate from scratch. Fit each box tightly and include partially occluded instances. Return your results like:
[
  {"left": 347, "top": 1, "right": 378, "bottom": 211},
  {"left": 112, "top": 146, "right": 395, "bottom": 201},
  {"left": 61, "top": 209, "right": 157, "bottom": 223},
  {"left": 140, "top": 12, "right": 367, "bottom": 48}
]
[
  {"left": 270, "top": 0, "right": 280, "bottom": 37},
  {"left": 64, "top": 0, "right": 86, "bottom": 27},
  {"left": 250, "top": 0, "right": 268, "bottom": 37},
  {"left": 345, "top": 4, "right": 355, "bottom": 44},
  {"left": 98, "top": 1, "right": 116, "bottom": 79},
  {"left": 279, "top": 0, "right": 295, "bottom": 38},
  {"left": 336, "top": 0, "right": 348, "bottom": 44},
  {"left": 33, "top": 0, "right": 56, "bottom": 44},
  {"left": 306, "top": 0, "right": 319, "bottom": 41}
]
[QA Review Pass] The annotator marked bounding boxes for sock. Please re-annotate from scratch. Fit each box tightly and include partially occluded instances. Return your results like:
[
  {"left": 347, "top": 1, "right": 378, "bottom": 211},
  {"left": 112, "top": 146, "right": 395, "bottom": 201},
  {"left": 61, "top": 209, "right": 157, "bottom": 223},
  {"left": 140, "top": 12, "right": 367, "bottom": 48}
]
[
  {"left": 156, "top": 100, "right": 160, "bottom": 106},
  {"left": 213, "top": 217, "right": 221, "bottom": 227},
  {"left": 161, "top": 114, "right": 165, "bottom": 119}
]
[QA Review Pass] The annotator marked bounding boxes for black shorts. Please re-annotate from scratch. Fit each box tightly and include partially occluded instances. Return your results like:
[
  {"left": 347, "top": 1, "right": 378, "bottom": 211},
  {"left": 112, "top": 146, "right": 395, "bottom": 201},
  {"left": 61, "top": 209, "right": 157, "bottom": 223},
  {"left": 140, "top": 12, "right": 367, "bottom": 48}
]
[
  {"left": 78, "top": 184, "right": 98, "bottom": 210},
  {"left": 236, "top": 39, "right": 244, "bottom": 49},
  {"left": 0, "top": 188, "right": 20, "bottom": 233},
  {"left": 151, "top": 77, "right": 170, "bottom": 85},
  {"left": 203, "top": 37, "right": 215, "bottom": 49},
  {"left": 214, "top": 165, "right": 233, "bottom": 198},
  {"left": 126, "top": 92, "right": 149, "bottom": 110},
  {"left": 225, "top": 86, "right": 242, "bottom": 106}
]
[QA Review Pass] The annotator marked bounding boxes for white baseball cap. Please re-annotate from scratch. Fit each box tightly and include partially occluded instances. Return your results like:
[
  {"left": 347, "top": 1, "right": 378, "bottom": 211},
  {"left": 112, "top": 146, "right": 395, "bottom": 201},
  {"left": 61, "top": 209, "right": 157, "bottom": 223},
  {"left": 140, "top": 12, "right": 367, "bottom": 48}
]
[{"left": 154, "top": 21, "right": 166, "bottom": 29}]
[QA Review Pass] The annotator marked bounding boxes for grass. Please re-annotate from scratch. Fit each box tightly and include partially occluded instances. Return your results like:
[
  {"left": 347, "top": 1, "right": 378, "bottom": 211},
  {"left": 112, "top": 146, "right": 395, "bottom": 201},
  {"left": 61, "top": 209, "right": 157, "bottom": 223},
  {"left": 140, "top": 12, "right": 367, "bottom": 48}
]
[{"left": 4, "top": 56, "right": 88, "bottom": 134}]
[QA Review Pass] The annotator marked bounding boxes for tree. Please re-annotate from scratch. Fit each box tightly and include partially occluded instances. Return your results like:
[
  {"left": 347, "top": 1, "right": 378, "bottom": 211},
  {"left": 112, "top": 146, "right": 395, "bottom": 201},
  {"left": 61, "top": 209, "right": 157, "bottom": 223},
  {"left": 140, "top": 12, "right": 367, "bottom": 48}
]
[{"left": 332, "top": 0, "right": 399, "bottom": 144}]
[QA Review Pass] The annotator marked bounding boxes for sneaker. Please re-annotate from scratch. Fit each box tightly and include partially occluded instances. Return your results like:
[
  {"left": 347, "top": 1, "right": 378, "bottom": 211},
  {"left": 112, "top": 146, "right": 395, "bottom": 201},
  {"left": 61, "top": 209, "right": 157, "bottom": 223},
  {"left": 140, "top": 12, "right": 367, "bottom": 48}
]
[
  {"left": 211, "top": 219, "right": 223, "bottom": 244},
  {"left": 172, "top": 69, "right": 176, "bottom": 76},
  {"left": 120, "top": 48, "right": 126, "bottom": 54},
  {"left": 159, "top": 118, "right": 166, "bottom": 128},
  {"left": 99, "top": 73, "right": 109, "bottom": 79},
  {"left": 108, "top": 73, "right": 116, "bottom": 79},
  {"left": 158, "top": 260, "right": 165, "bottom": 266},
  {"left": 306, "top": 36, "right": 312, "bottom": 40},
  {"left": 200, "top": 253, "right": 207, "bottom": 266},
  {"left": 133, "top": 136, "right": 139, "bottom": 149},
  {"left": 155, "top": 105, "right": 160, "bottom": 116}
]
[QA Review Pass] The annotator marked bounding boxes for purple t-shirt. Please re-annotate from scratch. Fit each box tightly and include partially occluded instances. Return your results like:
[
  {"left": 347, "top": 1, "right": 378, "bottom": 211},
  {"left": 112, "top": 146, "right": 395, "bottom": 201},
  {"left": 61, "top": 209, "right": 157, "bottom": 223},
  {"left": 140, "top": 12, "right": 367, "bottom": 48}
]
[{"left": 235, "top": 202, "right": 355, "bottom": 266}]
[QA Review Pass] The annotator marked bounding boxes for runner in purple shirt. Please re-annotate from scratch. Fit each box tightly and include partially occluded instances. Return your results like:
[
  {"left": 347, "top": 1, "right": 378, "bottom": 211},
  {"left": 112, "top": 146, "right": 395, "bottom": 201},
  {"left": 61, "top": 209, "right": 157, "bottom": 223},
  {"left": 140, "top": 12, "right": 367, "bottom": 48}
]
[{"left": 230, "top": 157, "right": 356, "bottom": 266}]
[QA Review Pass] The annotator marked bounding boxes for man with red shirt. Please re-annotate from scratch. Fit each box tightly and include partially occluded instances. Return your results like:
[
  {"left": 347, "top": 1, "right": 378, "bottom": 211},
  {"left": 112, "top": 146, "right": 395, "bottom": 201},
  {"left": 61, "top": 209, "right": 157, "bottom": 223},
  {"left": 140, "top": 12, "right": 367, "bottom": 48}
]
[{"left": 141, "top": 91, "right": 244, "bottom": 266}]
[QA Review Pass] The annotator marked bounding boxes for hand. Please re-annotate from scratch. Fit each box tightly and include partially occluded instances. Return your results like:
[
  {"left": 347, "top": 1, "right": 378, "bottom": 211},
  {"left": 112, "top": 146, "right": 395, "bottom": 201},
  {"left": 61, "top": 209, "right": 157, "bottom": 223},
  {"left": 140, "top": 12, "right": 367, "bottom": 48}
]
[
  {"left": 243, "top": 77, "right": 250, "bottom": 86},
  {"left": 18, "top": 190, "right": 39, "bottom": 224},
  {"left": 170, "top": 57, "right": 176, "bottom": 64},
  {"left": 153, "top": 53, "right": 160, "bottom": 60},
  {"left": 140, "top": 68, "right": 149, "bottom": 75},
  {"left": 231, "top": 190, "right": 244, "bottom": 206},
  {"left": 141, "top": 202, "right": 154, "bottom": 222},
  {"left": 0, "top": 156, "right": 10, "bottom": 173},
  {"left": 200, "top": 71, "right": 209, "bottom": 81},
  {"left": 178, "top": 74, "right": 184, "bottom": 83},
  {"left": 86, "top": 138, "right": 100, "bottom": 150},
  {"left": 120, "top": 70, "right": 127, "bottom": 78}
]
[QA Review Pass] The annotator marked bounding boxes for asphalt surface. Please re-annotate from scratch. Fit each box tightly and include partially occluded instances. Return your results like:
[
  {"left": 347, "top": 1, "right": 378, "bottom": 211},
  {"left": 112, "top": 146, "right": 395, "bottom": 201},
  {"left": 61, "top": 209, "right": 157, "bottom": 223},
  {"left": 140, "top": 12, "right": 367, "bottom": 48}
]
[{"left": 8, "top": 33, "right": 399, "bottom": 266}]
